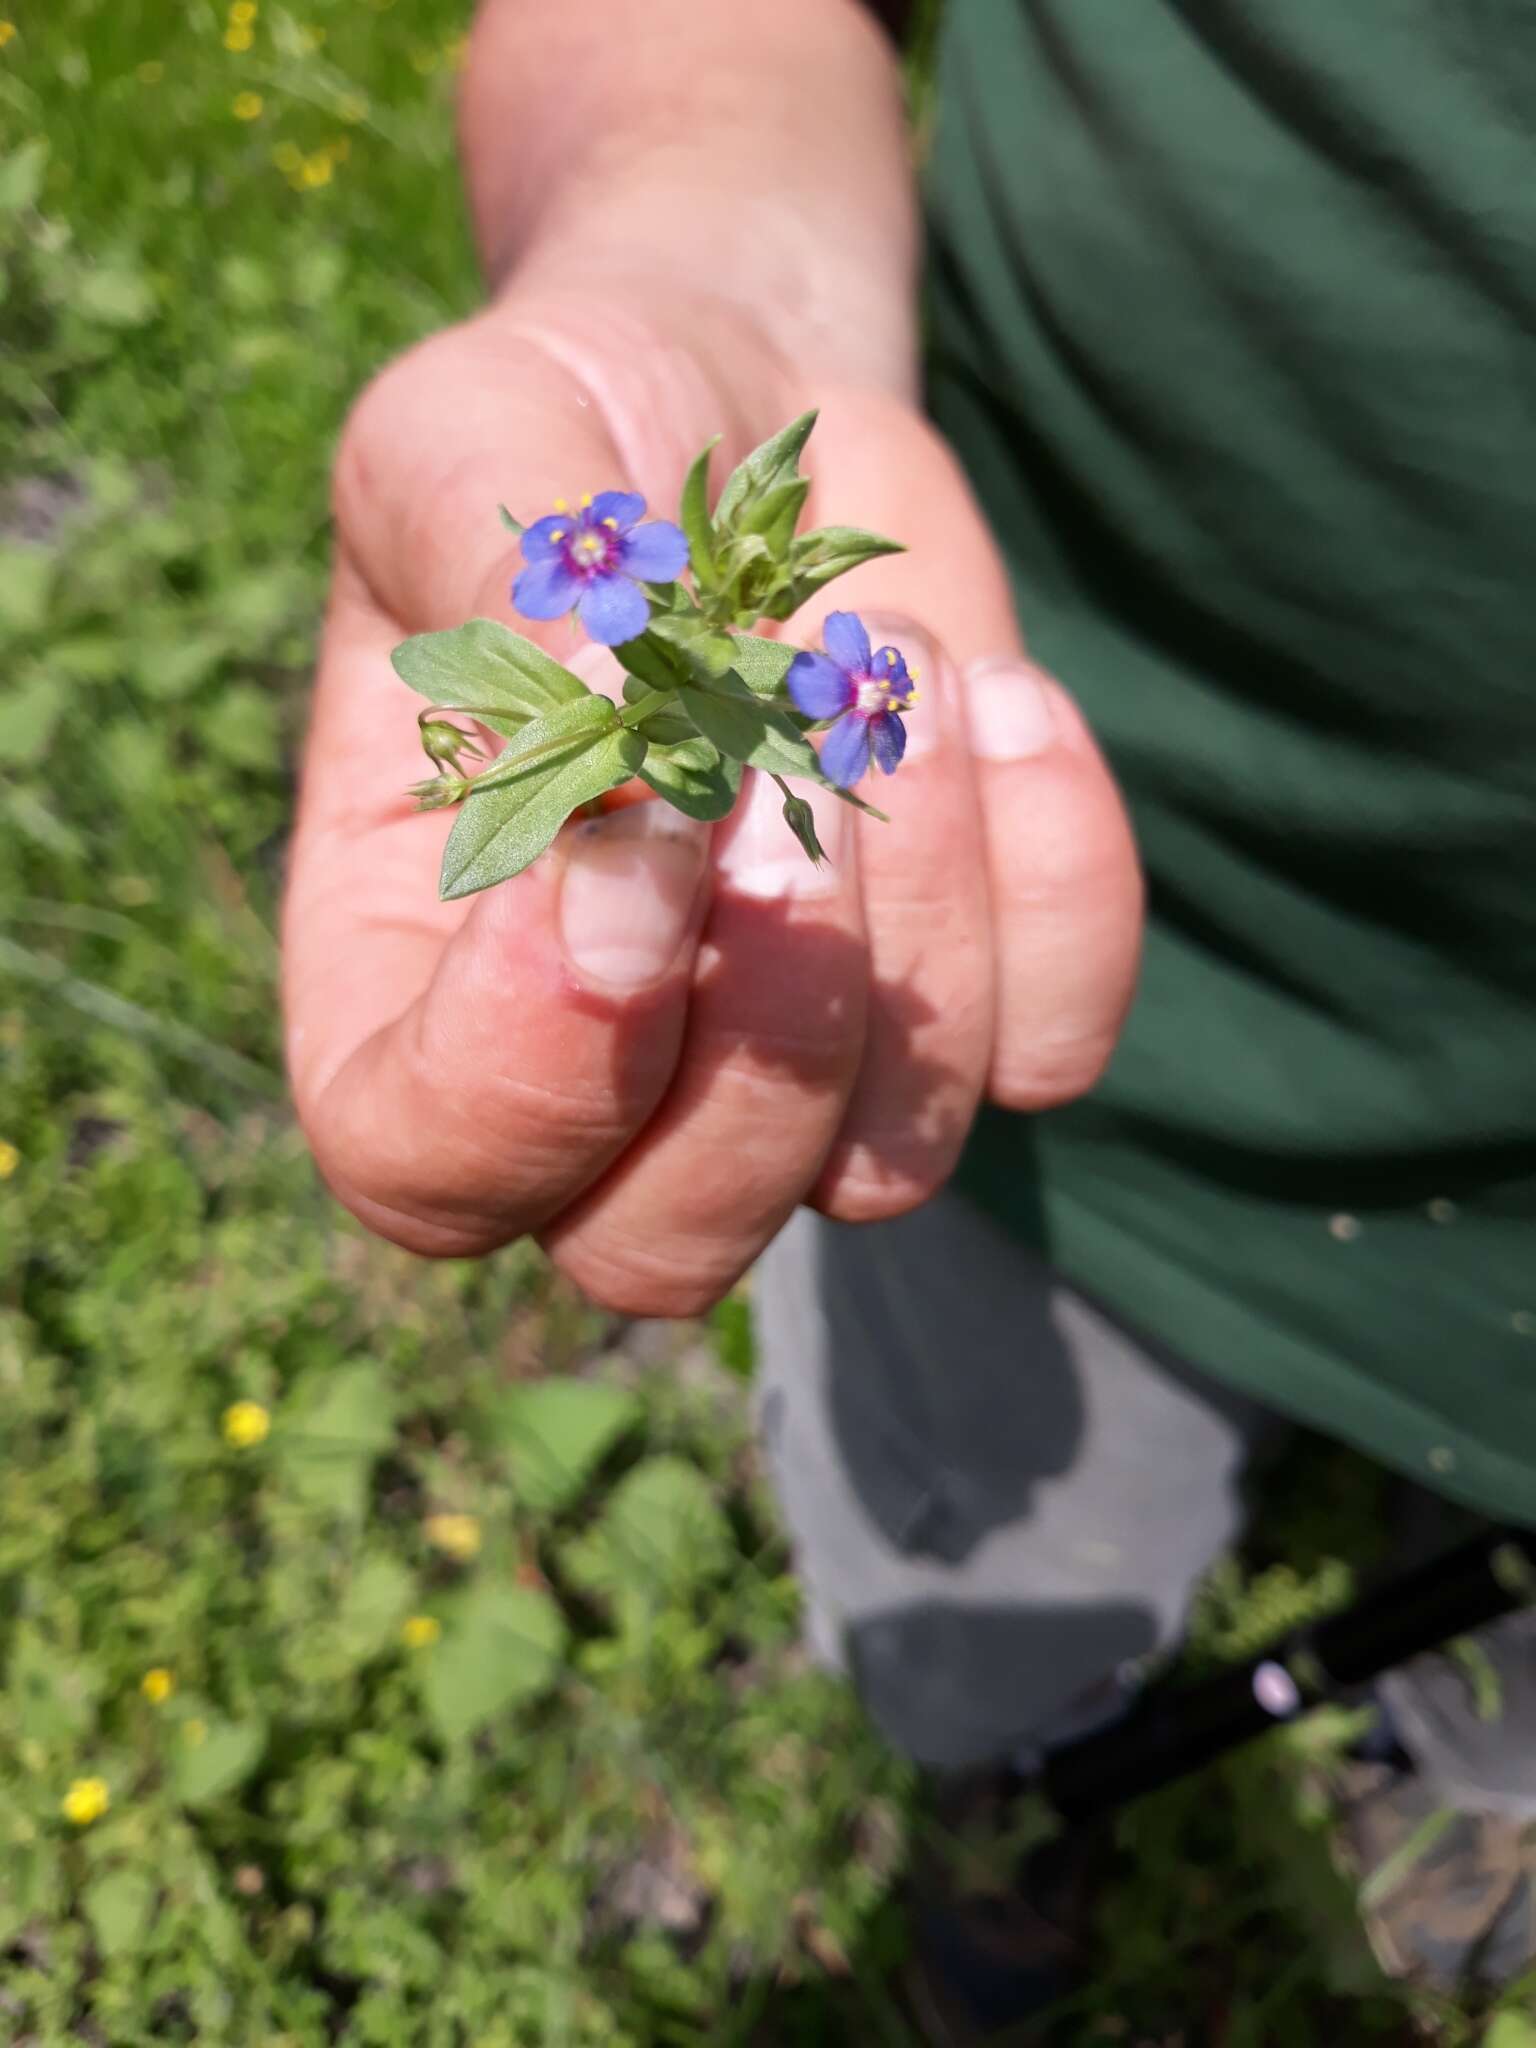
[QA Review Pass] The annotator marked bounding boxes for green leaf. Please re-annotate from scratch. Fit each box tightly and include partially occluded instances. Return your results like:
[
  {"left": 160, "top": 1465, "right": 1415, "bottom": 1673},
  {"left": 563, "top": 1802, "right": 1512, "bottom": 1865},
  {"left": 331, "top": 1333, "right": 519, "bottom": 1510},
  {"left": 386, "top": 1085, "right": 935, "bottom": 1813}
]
[
  {"left": 459, "top": 692, "right": 620, "bottom": 796},
  {"left": 831, "top": 784, "right": 891, "bottom": 825},
  {"left": 75, "top": 264, "right": 156, "bottom": 329},
  {"left": 203, "top": 684, "right": 280, "bottom": 771},
  {"left": 493, "top": 1380, "right": 642, "bottom": 1514},
  {"left": 644, "top": 610, "right": 738, "bottom": 684},
  {"left": 758, "top": 524, "right": 905, "bottom": 622},
  {"left": 171, "top": 1715, "right": 267, "bottom": 1808},
  {"left": 334, "top": 1552, "right": 414, "bottom": 1664},
  {"left": 570, "top": 1457, "right": 733, "bottom": 1606},
  {"left": 0, "top": 139, "right": 48, "bottom": 215},
  {"left": 714, "top": 412, "right": 818, "bottom": 530},
  {"left": 737, "top": 476, "right": 810, "bottom": 554},
  {"left": 1486, "top": 2016, "right": 1536, "bottom": 2048},
  {"left": 84, "top": 1868, "right": 156, "bottom": 1959},
  {"left": 420, "top": 1584, "right": 566, "bottom": 1746},
  {"left": 497, "top": 503, "right": 524, "bottom": 537},
  {"left": 8, "top": 1625, "right": 100, "bottom": 1744},
  {"left": 676, "top": 682, "right": 820, "bottom": 783},
  {"left": 440, "top": 720, "right": 646, "bottom": 899},
  {"left": 391, "top": 619, "right": 588, "bottom": 737},
  {"left": 678, "top": 436, "right": 719, "bottom": 587},
  {"left": 277, "top": 1362, "right": 395, "bottom": 1520},
  {"left": 613, "top": 630, "right": 691, "bottom": 695},
  {"left": 726, "top": 634, "right": 796, "bottom": 699},
  {"left": 639, "top": 733, "right": 742, "bottom": 821},
  {"left": 0, "top": 544, "right": 55, "bottom": 635},
  {"left": 0, "top": 674, "right": 63, "bottom": 766}
]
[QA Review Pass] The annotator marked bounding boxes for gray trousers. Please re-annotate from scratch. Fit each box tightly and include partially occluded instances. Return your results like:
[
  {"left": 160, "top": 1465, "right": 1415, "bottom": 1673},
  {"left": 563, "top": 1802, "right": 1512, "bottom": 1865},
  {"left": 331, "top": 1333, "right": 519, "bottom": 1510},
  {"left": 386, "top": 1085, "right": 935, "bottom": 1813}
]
[{"left": 756, "top": 1190, "right": 1536, "bottom": 1814}]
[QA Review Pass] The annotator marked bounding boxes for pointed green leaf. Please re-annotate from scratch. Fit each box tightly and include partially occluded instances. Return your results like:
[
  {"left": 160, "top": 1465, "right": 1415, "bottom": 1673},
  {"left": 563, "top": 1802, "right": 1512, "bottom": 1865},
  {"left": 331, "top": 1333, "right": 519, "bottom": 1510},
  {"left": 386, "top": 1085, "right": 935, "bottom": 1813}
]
[
  {"left": 678, "top": 436, "right": 720, "bottom": 587},
  {"left": 565, "top": 1457, "right": 733, "bottom": 1612},
  {"left": 391, "top": 619, "right": 588, "bottom": 736},
  {"left": 460, "top": 692, "right": 619, "bottom": 796},
  {"left": 737, "top": 476, "right": 810, "bottom": 554},
  {"left": 832, "top": 784, "right": 891, "bottom": 825},
  {"left": 277, "top": 1362, "right": 394, "bottom": 1521},
  {"left": 676, "top": 682, "right": 820, "bottom": 782},
  {"left": 84, "top": 1869, "right": 156, "bottom": 1960},
  {"left": 171, "top": 1715, "right": 267, "bottom": 1808},
  {"left": 439, "top": 723, "right": 646, "bottom": 899},
  {"left": 497, "top": 503, "right": 524, "bottom": 537},
  {"left": 726, "top": 634, "right": 796, "bottom": 699},
  {"left": 493, "top": 1379, "right": 642, "bottom": 1513},
  {"left": 757, "top": 525, "right": 906, "bottom": 621},
  {"left": 639, "top": 734, "right": 743, "bottom": 821},
  {"left": 714, "top": 412, "right": 818, "bottom": 529},
  {"left": 613, "top": 629, "right": 691, "bottom": 695},
  {"left": 420, "top": 1584, "right": 567, "bottom": 1745},
  {"left": 779, "top": 792, "right": 828, "bottom": 865}
]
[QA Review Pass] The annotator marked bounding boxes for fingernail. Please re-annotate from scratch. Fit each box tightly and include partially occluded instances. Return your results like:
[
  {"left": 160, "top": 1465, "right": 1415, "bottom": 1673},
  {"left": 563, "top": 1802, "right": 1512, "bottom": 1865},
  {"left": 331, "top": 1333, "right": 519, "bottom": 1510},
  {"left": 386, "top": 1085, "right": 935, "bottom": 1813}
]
[
  {"left": 963, "top": 657, "right": 1061, "bottom": 761},
  {"left": 559, "top": 801, "right": 709, "bottom": 990},
  {"left": 860, "top": 616, "right": 940, "bottom": 761},
  {"left": 716, "top": 769, "right": 843, "bottom": 900}
]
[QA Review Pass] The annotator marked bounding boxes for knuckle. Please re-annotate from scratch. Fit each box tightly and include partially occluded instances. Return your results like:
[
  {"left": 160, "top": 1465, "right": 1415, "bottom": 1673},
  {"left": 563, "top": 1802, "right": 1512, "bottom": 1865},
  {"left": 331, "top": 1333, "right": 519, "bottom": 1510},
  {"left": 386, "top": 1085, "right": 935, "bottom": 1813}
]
[
  {"left": 546, "top": 1228, "right": 742, "bottom": 1321},
  {"left": 989, "top": 1030, "right": 1119, "bottom": 1112}
]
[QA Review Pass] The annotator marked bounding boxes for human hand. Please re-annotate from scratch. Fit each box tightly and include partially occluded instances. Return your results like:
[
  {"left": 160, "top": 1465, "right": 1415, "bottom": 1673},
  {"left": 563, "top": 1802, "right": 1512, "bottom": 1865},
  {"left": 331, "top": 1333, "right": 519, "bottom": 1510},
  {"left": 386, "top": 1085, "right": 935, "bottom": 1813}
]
[{"left": 283, "top": 296, "right": 1141, "bottom": 1313}]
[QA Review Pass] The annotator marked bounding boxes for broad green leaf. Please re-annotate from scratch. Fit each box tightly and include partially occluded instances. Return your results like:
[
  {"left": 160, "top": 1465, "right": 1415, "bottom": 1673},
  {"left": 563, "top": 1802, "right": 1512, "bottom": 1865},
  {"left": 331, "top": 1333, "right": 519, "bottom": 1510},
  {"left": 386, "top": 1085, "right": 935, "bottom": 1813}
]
[
  {"left": 613, "top": 629, "right": 691, "bottom": 695},
  {"left": 440, "top": 723, "right": 646, "bottom": 899},
  {"left": 493, "top": 1380, "right": 642, "bottom": 1514},
  {"left": 1486, "top": 2016, "right": 1536, "bottom": 2048},
  {"left": 203, "top": 684, "right": 280, "bottom": 771},
  {"left": 570, "top": 1457, "right": 732, "bottom": 1605},
  {"left": 677, "top": 683, "right": 819, "bottom": 783},
  {"left": 678, "top": 436, "right": 720, "bottom": 587},
  {"left": 391, "top": 619, "right": 588, "bottom": 736},
  {"left": 171, "top": 1715, "right": 267, "bottom": 1808},
  {"left": 0, "top": 544, "right": 55, "bottom": 635},
  {"left": 639, "top": 734, "right": 743, "bottom": 821},
  {"left": 644, "top": 610, "right": 738, "bottom": 683},
  {"left": 726, "top": 634, "right": 796, "bottom": 699},
  {"left": 334, "top": 1552, "right": 414, "bottom": 1663},
  {"left": 75, "top": 264, "right": 156, "bottom": 329},
  {"left": 714, "top": 412, "right": 818, "bottom": 529},
  {"left": 0, "top": 674, "right": 63, "bottom": 766},
  {"left": 460, "top": 692, "right": 620, "bottom": 796},
  {"left": 9, "top": 1625, "right": 99, "bottom": 1743},
  {"left": 277, "top": 1362, "right": 394, "bottom": 1520},
  {"left": 420, "top": 1584, "right": 566, "bottom": 1746},
  {"left": 0, "top": 139, "right": 48, "bottom": 215},
  {"left": 84, "top": 1868, "right": 156, "bottom": 1959}
]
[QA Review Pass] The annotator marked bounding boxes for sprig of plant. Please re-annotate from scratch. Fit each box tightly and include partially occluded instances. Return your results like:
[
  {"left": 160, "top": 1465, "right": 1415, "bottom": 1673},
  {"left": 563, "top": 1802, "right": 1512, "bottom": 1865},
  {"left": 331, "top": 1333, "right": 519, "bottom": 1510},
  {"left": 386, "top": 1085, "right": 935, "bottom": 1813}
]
[{"left": 392, "top": 413, "right": 913, "bottom": 901}]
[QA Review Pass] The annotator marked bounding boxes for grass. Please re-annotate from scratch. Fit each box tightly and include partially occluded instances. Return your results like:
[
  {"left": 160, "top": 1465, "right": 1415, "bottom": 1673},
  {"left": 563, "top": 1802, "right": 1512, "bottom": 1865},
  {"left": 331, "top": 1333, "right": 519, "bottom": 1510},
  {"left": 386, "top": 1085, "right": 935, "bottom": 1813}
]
[{"left": 0, "top": 2, "right": 1531, "bottom": 2041}]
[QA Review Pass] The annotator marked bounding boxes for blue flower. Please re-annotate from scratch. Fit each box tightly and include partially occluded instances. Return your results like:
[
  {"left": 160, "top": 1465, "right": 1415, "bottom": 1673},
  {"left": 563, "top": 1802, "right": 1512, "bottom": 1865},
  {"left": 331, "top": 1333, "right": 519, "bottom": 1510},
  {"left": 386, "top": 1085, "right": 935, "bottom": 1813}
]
[
  {"left": 785, "top": 612, "right": 919, "bottom": 786},
  {"left": 512, "top": 490, "right": 689, "bottom": 646}
]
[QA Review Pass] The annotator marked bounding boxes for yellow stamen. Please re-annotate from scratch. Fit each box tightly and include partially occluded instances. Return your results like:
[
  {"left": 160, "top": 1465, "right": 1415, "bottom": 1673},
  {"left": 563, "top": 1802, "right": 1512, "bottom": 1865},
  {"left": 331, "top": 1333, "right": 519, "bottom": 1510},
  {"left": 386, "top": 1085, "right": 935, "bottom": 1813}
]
[
  {"left": 601, "top": 516, "right": 618, "bottom": 529},
  {"left": 580, "top": 492, "right": 592, "bottom": 508},
  {"left": 552, "top": 497, "right": 569, "bottom": 513},
  {"left": 908, "top": 666, "right": 920, "bottom": 681},
  {"left": 549, "top": 527, "right": 565, "bottom": 542}
]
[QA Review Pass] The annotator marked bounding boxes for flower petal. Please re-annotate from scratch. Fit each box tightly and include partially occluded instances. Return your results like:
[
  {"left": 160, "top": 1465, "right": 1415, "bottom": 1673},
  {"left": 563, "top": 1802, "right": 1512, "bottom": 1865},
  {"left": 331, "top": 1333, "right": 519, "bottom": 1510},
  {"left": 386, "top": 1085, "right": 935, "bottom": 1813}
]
[
  {"left": 823, "top": 611, "right": 872, "bottom": 676},
  {"left": 512, "top": 556, "right": 582, "bottom": 620},
  {"left": 588, "top": 490, "right": 646, "bottom": 533},
  {"left": 820, "top": 710, "right": 872, "bottom": 787},
  {"left": 872, "top": 645, "right": 913, "bottom": 699},
  {"left": 619, "top": 518, "right": 690, "bottom": 583},
  {"left": 521, "top": 513, "right": 572, "bottom": 562},
  {"left": 578, "top": 570, "right": 650, "bottom": 646},
  {"left": 786, "top": 650, "right": 855, "bottom": 720},
  {"left": 868, "top": 710, "right": 907, "bottom": 775}
]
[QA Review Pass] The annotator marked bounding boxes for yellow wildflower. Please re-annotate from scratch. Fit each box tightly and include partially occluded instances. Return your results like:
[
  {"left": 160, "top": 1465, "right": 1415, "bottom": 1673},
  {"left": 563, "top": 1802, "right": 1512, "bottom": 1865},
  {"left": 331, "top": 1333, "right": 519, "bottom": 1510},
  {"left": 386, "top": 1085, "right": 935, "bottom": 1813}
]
[
  {"left": 0, "top": 23, "right": 16, "bottom": 48},
  {"left": 299, "top": 152, "right": 333, "bottom": 189},
  {"left": 0, "top": 1141, "right": 18, "bottom": 1180},
  {"left": 229, "top": 0, "right": 258, "bottom": 21},
  {"left": 423, "top": 1512, "right": 481, "bottom": 1561},
  {"left": 62, "top": 1777, "right": 110, "bottom": 1827},
  {"left": 222, "top": 1398, "right": 270, "bottom": 1448},
  {"left": 232, "top": 90, "right": 263, "bottom": 120},
  {"left": 401, "top": 1614, "right": 440, "bottom": 1649},
  {"left": 141, "top": 1667, "right": 175, "bottom": 1704},
  {"left": 135, "top": 60, "right": 164, "bottom": 83},
  {"left": 223, "top": 23, "right": 253, "bottom": 51}
]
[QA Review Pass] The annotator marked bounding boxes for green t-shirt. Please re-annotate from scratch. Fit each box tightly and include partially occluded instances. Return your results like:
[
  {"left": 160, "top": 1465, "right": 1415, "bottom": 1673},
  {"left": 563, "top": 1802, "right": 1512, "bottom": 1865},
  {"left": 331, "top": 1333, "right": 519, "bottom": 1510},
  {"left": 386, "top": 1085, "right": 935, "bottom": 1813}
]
[{"left": 926, "top": 0, "right": 1536, "bottom": 1521}]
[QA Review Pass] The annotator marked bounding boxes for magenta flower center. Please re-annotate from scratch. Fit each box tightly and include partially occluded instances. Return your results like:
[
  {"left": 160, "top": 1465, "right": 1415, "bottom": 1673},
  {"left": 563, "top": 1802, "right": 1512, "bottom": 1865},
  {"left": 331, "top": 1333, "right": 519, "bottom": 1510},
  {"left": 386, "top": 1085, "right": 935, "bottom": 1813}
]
[
  {"left": 553, "top": 515, "right": 621, "bottom": 578},
  {"left": 855, "top": 674, "right": 900, "bottom": 715}
]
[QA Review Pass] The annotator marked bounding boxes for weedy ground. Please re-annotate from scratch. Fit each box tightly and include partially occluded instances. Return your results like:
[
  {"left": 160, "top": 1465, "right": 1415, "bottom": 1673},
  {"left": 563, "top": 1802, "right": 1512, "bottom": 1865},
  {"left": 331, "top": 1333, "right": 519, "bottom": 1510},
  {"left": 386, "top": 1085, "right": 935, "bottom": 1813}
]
[{"left": 0, "top": 4, "right": 1527, "bottom": 2042}]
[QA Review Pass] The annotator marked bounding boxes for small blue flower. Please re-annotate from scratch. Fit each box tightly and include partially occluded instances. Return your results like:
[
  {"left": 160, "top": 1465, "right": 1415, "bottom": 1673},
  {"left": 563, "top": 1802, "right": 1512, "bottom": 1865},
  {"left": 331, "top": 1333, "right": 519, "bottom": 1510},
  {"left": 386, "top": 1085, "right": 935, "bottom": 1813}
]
[
  {"left": 785, "top": 612, "right": 919, "bottom": 786},
  {"left": 512, "top": 490, "right": 689, "bottom": 646}
]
